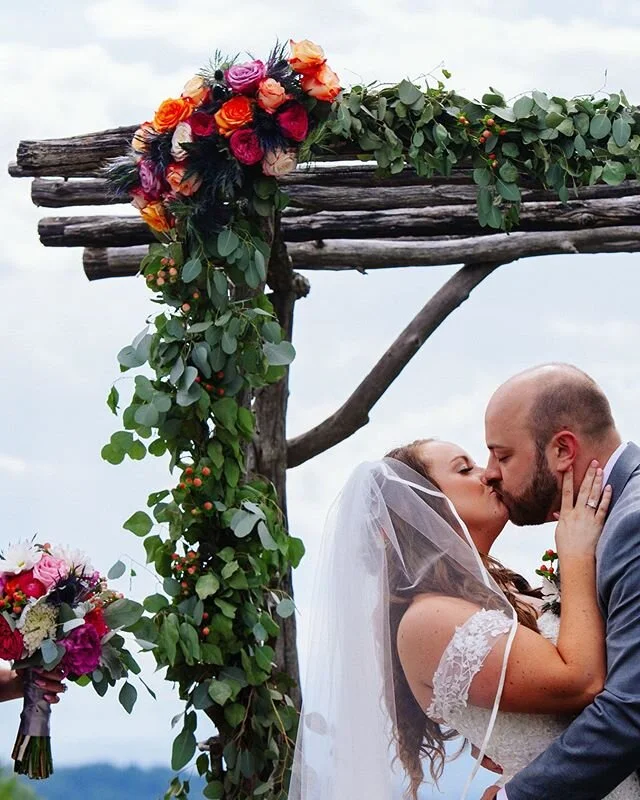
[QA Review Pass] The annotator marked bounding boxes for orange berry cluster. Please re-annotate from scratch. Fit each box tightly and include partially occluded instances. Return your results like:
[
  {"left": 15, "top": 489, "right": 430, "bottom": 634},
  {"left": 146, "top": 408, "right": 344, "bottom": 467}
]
[
  {"left": 177, "top": 465, "right": 216, "bottom": 516},
  {"left": 146, "top": 257, "right": 179, "bottom": 289},
  {"left": 0, "top": 590, "right": 27, "bottom": 616}
]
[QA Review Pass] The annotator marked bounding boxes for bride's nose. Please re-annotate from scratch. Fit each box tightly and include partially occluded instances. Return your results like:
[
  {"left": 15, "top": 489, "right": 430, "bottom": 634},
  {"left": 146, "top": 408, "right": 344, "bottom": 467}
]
[{"left": 478, "top": 468, "right": 489, "bottom": 485}]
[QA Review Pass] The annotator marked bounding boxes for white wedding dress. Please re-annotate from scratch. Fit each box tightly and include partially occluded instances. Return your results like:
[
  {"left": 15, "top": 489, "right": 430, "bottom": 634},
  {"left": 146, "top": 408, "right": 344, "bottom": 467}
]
[{"left": 427, "top": 608, "right": 640, "bottom": 799}]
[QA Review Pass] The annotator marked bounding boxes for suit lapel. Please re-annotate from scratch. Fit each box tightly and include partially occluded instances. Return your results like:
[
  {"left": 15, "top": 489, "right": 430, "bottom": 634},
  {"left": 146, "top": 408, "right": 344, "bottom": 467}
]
[{"left": 608, "top": 442, "right": 640, "bottom": 509}]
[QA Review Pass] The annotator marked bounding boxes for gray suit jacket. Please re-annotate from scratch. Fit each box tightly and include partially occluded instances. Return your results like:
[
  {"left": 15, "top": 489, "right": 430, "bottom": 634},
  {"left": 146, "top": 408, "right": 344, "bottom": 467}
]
[{"left": 505, "top": 442, "right": 640, "bottom": 800}]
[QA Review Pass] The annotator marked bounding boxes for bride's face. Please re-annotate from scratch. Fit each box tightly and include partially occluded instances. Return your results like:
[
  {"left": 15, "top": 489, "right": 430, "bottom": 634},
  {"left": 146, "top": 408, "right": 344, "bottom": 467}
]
[{"left": 417, "top": 440, "right": 509, "bottom": 546}]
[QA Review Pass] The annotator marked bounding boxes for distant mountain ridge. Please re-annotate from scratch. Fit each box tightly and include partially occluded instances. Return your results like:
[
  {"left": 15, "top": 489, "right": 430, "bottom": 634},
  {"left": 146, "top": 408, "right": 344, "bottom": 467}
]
[{"left": 16, "top": 764, "right": 206, "bottom": 800}]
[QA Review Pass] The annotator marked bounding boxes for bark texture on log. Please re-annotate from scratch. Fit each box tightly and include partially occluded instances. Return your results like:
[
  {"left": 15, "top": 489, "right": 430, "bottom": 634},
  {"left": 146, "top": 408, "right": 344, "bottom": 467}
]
[
  {"left": 37, "top": 195, "right": 640, "bottom": 248},
  {"left": 30, "top": 175, "right": 640, "bottom": 211},
  {"left": 246, "top": 221, "right": 302, "bottom": 710},
  {"left": 287, "top": 261, "right": 503, "bottom": 468},
  {"left": 82, "top": 225, "right": 640, "bottom": 280}
]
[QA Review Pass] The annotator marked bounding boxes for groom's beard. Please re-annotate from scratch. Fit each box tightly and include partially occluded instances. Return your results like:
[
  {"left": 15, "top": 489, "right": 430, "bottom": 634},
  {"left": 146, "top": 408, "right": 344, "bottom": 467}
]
[{"left": 498, "top": 448, "right": 558, "bottom": 526}]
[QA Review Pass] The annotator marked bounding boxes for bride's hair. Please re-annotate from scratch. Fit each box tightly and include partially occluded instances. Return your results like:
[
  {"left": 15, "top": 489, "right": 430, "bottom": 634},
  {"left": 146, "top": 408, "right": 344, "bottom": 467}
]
[{"left": 384, "top": 439, "right": 540, "bottom": 799}]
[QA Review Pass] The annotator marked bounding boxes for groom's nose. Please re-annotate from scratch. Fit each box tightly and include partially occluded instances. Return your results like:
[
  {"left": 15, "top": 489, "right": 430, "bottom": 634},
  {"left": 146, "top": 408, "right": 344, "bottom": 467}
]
[{"left": 483, "top": 457, "right": 501, "bottom": 485}]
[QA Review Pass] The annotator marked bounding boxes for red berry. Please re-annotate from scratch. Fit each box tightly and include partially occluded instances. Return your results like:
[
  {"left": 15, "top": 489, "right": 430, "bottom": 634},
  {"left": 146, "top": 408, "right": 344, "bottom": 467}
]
[
  {"left": 191, "top": 508, "right": 199, "bottom": 516},
  {"left": 169, "top": 267, "right": 178, "bottom": 276},
  {"left": 146, "top": 273, "right": 154, "bottom": 282},
  {"left": 488, "top": 153, "right": 496, "bottom": 160},
  {"left": 202, "top": 467, "right": 211, "bottom": 477},
  {"left": 182, "top": 303, "right": 191, "bottom": 313},
  {"left": 217, "top": 388, "right": 225, "bottom": 396},
  {"left": 216, "top": 371, "right": 224, "bottom": 379},
  {"left": 205, "top": 384, "right": 213, "bottom": 392},
  {"left": 192, "top": 292, "right": 200, "bottom": 300},
  {"left": 194, "top": 376, "right": 201, "bottom": 383},
  {"left": 193, "top": 478, "right": 202, "bottom": 487},
  {"left": 187, "top": 551, "right": 197, "bottom": 559},
  {"left": 201, "top": 627, "right": 210, "bottom": 637},
  {"left": 156, "top": 277, "right": 165, "bottom": 286},
  {"left": 172, "top": 553, "right": 180, "bottom": 560},
  {"left": 187, "top": 566, "right": 196, "bottom": 575},
  {"left": 545, "top": 549, "right": 555, "bottom": 557},
  {"left": 203, "top": 501, "right": 213, "bottom": 511},
  {"left": 181, "top": 581, "right": 189, "bottom": 589},
  {"left": 169, "top": 259, "right": 175, "bottom": 266},
  {"left": 202, "top": 612, "right": 209, "bottom": 621},
  {"left": 499, "top": 129, "right": 507, "bottom": 137},
  {"left": 158, "top": 270, "right": 166, "bottom": 278},
  {"left": 185, "top": 467, "right": 194, "bottom": 475},
  {"left": 13, "top": 605, "right": 21, "bottom": 614},
  {"left": 186, "top": 478, "right": 193, "bottom": 485},
  {"left": 179, "top": 482, "right": 186, "bottom": 490}
]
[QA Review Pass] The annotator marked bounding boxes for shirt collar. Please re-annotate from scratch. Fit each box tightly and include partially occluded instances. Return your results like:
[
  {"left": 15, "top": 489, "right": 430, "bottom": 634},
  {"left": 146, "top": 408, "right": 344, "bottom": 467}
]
[{"left": 603, "top": 442, "right": 628, "bottom": 487}]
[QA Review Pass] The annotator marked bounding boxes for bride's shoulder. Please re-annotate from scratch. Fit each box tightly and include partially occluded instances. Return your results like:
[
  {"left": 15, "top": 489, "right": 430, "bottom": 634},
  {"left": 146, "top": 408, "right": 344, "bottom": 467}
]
[{"left": 397, "top": 596, "right": 486, "bottom": 678}]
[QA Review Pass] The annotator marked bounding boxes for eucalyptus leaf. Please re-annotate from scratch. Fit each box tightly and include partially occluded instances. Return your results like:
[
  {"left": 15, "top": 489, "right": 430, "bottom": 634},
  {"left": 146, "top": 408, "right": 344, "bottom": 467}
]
[
  {"left": 108, "top": 560, "right": 127, "bottom": 580},
  {"left": 181, "top": 258, "right": 202, "bottom": 283}
]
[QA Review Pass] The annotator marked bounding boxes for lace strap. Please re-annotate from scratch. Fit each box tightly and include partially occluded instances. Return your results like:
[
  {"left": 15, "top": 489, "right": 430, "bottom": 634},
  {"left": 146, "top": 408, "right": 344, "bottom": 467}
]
[{"left": 427, "top": 608, "right": 513, "bottom": 723}]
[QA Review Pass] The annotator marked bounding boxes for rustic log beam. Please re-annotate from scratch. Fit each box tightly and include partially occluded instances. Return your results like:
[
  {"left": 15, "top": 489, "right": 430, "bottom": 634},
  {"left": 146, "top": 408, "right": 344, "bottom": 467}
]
[
  {"left": 83, "top": 226, "right": 640, "bottom": 280},
  {"left": 38, "top": 195, "right": 640, "bottom": 248},
  {"left": 286, "top": 261, "right": 503, "bottom": 468},
  {"left": 10, "top": 127, "right": 372, "bottom": 177},
  {"left": 30, "top": 176, "right": 640, "bottom": 211}
]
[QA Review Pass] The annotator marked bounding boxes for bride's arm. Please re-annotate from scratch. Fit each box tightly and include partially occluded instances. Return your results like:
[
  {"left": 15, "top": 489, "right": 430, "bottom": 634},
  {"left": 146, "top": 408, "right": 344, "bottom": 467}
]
[{"left": 399, "top": 463, "right": 609, "bottom": 715}]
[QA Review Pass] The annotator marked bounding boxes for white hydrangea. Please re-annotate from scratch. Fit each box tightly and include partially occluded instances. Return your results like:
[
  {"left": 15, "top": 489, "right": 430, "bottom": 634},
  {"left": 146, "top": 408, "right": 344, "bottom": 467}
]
[{"left": 19, "top": 602, "right": 58, "bottom": 656}]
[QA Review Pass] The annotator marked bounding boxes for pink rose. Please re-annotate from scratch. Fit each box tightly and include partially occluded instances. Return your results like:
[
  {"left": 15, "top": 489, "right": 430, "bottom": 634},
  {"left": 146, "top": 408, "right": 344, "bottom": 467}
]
[
  {"left": 189, "top": 112, "right": 216, "bottom": 137},
  {"left": 32, "top": 554, "right": 68, "bottom": 591},
  {"left": 224, "top": 60, "right": 267, "bottom": 94},
  {"left": 61, "top": 624, "right": 102, "bottom": 677},
  {"left": 276, "top": 103, "right": 309, "bottom": 142},
  {"left": 171, "top": 121, "right": 193, "bottom": 161},
  {"left": 166, "top": 163, "right": 203, "bottom": 196},
  {"left": 257, "top": 78, "right": 288, "bottom": 113},
  {"left": 138, "top": 159, "right": 163, "bottom": 200},
  {"left": 229, "top": 129, "right": 265, "bottom": 165},
  {"left": 262, "top": 148, "right": 297, "bottom": 177}
]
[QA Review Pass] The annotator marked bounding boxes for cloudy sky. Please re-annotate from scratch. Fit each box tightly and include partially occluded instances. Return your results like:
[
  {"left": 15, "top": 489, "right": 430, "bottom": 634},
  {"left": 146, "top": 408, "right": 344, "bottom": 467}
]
[{"left": 2, "top": 0, "right": 640, "bottom": 795}]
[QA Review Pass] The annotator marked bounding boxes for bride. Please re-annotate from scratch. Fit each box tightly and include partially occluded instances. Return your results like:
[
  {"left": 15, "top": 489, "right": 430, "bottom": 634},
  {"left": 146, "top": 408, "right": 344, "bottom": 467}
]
[{"left": 289, "top": 438, "right": 639, "bottom": 799}]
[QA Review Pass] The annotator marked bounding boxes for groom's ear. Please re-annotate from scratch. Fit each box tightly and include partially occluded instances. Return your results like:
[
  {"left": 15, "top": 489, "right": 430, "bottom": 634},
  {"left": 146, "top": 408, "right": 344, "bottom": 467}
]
[{"left": 549, "top": 430, "right": 578, "bottom": 471}]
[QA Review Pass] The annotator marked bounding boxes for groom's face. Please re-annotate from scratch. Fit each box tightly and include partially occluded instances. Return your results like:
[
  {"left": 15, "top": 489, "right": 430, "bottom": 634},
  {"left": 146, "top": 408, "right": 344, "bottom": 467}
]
[{"left": 485, "top": 402, "right": 560, "bottom": 526}]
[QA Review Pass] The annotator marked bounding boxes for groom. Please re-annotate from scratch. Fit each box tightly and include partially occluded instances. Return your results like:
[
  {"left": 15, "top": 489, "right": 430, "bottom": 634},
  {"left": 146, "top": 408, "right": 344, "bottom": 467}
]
[{"left": 481, "top": 363, "right": 640, "bottom": 800}]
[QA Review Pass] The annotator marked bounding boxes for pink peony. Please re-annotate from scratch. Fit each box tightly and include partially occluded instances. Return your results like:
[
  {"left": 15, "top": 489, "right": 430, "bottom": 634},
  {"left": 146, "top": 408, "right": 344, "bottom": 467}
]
[
  {"left": 138, "top": 159, "right": 163, "bottom": 200},
  {"left": 224, "top": 60, "right": 266, "bottom": 94},
  {"left": 61, "top": 624, "right": 102, "bottom": 677},
  {"left": 276, "top": 103, "right": 309, "bottom": 142},
  {"left": 229, "top": 128, "right": 265, "bottom": 165},
  {"left": 32, "top": 554, "right": 68, "bottom": 591},
  {"left": 262, "top": 148, "right": 297, "bottom": 177}
]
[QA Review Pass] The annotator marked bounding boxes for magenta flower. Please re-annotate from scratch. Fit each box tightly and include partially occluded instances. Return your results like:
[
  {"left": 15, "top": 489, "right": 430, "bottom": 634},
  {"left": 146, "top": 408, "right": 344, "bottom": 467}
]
[
  {"left": 138, "top": 159, "right": 163, "bottom": 200},
  {"left": 61, "top": 624, "right": 101, "bottom": 677},
  {"left": 229, "top": 128, "right": 265, "bottom": 165},
  {"left": 224, "top": 60, "right": 267, "bottom": 94}
]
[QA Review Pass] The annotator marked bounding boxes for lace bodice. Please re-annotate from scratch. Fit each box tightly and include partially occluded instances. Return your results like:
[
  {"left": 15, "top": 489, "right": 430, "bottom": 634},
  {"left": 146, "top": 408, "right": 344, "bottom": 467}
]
[{"left": 427, "top": 608, "right": 640, "bottom": 798}]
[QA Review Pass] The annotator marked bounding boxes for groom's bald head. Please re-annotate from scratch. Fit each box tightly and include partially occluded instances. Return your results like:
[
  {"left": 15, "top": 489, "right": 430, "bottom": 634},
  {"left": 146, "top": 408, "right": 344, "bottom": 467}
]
[
  {"left": 485, "top": 364, "right": 620, "bottom": 526},
  {"left": 492, "top": 364, "right": 616, "bottom": 450}
]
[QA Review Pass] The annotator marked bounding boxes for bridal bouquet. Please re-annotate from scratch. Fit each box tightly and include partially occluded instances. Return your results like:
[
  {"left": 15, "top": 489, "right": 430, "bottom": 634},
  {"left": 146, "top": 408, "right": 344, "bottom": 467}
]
[
  {"left": 0, "top": 541, "right": 144, "bottom": 779},
  {"left": 110, "top": 39, "right": 341, "bottom": 235}
]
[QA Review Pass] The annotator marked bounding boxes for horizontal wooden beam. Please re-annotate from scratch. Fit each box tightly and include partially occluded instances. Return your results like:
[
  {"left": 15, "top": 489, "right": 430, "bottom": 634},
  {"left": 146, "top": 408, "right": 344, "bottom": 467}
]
[
  {"left": 82, "top": 226, "right": 640, "bottom": 280},
  {"left": 38, "top": 195, "right": 640, "bottom": 248},
  {"left": 29, "top": 176, "right": 640, "bottom": 212}
]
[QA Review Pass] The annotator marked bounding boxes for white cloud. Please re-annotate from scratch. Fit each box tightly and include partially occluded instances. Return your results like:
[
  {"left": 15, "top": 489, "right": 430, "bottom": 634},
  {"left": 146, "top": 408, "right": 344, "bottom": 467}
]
[
  {"left": 547, "top": 318, "right": 640, "bottom": 345},
  {"left": 0, "top": 454, "right": 27, "bottom": 474}
]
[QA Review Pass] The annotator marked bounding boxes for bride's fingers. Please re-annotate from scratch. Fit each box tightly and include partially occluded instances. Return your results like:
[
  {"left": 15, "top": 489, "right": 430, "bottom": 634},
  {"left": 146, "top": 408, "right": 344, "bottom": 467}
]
[
  {"left": 577, "top": 461, "right": 599, "bottom": 507},
  {"left": 586, "top": 468, "right": 604, "bottom": 511},
  {"left": 596, "top": 485, "right": 613, "bottom": 521},
  {"left": 560, "top": 466, "right": 574, "bottom": 516}
]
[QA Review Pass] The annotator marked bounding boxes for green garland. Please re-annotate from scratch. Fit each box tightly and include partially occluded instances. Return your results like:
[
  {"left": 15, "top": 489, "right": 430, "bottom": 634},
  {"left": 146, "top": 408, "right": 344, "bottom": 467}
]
[{"left": 104, "top": 58, "right": 640, "bottom": 800}]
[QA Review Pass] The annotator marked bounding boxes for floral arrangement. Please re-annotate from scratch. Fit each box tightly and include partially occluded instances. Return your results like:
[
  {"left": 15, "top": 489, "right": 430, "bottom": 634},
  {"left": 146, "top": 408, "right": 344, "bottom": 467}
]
[
  {"left": 535, "top": 548, "right": 561, "bottom": 616},
  {"left": 112, "top": 39, "right": 340, "bottom": 239},
  {"left": 0, "top": 541, "right": 144, "bottom": 779}
]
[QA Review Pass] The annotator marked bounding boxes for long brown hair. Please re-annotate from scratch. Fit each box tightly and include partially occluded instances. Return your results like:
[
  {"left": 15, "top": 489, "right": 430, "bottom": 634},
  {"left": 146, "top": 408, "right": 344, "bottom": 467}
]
[{"left": 384, "top": 439, "right": 539, "bottom": 799}]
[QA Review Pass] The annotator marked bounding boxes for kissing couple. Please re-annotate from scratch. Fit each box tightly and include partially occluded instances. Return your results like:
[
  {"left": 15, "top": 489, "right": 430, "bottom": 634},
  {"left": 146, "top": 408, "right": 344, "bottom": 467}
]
[{"left": 289, "top": 363, "right": 640, "bottom": 800}]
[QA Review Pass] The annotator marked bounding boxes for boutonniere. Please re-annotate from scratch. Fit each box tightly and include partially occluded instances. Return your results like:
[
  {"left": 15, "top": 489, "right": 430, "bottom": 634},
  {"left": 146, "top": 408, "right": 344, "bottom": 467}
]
[{"left": 535, "top": 548, "right": 561, "bottom": 616}]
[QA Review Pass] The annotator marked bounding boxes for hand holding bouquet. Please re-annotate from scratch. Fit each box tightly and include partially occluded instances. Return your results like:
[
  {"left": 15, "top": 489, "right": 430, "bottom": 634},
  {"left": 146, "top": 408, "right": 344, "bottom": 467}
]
[{"left": 0, "top": 541, "right": 144, "bottom": 779}]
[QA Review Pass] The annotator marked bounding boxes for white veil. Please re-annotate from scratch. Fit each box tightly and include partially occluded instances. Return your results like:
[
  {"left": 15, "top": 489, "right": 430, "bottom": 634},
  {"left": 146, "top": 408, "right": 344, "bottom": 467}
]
[{"left": 289, "top": 458, "right": 517, "bottom": 800}]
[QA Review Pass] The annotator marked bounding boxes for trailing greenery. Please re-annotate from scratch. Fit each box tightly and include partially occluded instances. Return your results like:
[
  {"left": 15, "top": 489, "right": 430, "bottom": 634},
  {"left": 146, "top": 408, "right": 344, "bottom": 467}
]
[
  {"left": 105, "top": 53, "right": 640, "bottom": 799},
  {"left": 327, "top": 77, "right": 640, "bottom": 229}
]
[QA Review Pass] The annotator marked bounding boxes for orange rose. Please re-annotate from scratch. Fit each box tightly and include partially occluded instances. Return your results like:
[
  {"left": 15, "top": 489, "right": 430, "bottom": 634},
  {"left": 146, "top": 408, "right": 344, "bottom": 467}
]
[
  {"left": 257, "top": 78, "right": 288, "bottom": 113},
  {"left": 301, "top": 63, "right": 341, "bottom": 102},
  {"left": 153, "top": 97, "right": 194, "bottom": 133},
  {"left": 166, "top": 163, "right": 203, "bottom": 196},
  {"left": 214, "top": 96, "right": 254, "bottom": 138},
  {"left": 182, "top": 75, "right": 211, "bottom": 106},
  {"left": 288, "top": 39, "right": 326, "bottom": 75},
  {"left": 140, "top": 201, "right": 173, "bottom": 232}
]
